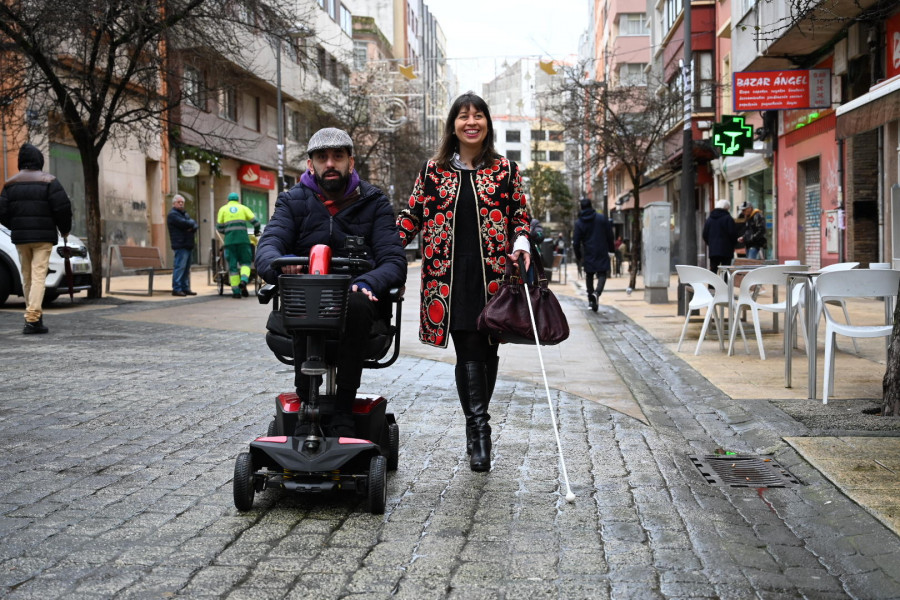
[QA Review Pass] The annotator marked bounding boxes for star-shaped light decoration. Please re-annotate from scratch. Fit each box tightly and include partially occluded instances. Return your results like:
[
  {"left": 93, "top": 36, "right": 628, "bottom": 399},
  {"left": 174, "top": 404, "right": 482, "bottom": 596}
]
[
  {"left": 399, "top": 64, "right": 417, "bottom": 80},
  {"left": 539, "top": 60, "right": 557, "bottom": 75}
]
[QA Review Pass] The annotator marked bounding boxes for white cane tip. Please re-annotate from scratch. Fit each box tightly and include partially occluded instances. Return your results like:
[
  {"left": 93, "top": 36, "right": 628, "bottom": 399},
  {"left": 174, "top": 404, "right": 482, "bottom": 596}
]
[{"left": 565, "top": 492, "right": 576, "bottom": 503}]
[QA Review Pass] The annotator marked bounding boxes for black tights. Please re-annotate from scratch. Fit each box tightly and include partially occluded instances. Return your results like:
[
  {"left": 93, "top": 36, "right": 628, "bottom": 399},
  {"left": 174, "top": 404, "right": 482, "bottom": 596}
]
[{"left": 451, "top": 330, "right": 498, "bottom": 364}]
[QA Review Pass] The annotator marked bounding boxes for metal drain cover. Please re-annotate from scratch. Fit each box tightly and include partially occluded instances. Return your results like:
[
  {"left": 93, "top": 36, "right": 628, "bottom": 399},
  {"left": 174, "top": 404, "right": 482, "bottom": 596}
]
[{"left": 689, "top": 455, "right": 801, "bottom": 487}]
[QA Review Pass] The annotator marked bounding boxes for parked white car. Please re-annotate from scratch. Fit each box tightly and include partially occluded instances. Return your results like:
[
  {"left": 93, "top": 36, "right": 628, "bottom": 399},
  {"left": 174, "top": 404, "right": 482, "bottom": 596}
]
[{"left": 0, "top": 225, "right": 93, "bottom": 305}]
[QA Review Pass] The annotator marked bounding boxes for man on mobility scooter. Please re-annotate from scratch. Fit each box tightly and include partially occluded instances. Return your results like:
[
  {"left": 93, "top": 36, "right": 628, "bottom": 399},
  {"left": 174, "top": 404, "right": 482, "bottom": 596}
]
[{"left": 255, "top": 127, "right": 407, "bottom": 438}]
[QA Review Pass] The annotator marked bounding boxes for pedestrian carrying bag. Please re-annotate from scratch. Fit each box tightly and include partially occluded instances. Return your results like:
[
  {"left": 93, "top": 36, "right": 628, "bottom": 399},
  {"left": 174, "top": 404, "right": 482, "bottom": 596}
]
[{"left": 477, "top": 252, "right": 569, "bottom": 345}]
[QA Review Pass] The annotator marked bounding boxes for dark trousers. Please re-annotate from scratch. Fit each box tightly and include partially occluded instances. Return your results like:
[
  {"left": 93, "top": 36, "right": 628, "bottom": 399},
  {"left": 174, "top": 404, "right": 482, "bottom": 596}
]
[
  {"left": 292, "top": 291, "right": 379, "bottom": 396},
  {"left": 585, "top": 271, "right": 609, "bottom": 297},
  {"left": 709, "top": 255, "right": 732, "bottom": 273}
]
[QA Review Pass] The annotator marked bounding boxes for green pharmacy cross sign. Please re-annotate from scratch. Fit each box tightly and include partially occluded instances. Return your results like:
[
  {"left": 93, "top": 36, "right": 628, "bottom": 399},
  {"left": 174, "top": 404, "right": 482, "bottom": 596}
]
[{"left": 712, "top": 115, "right": 754, "bottom": 157}]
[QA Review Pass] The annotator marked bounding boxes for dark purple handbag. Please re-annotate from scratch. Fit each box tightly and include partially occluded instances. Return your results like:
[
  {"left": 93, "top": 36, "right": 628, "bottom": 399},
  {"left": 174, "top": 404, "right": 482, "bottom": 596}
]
[{"left": 477, "top": 253, "right": 569, "bottom": 345}]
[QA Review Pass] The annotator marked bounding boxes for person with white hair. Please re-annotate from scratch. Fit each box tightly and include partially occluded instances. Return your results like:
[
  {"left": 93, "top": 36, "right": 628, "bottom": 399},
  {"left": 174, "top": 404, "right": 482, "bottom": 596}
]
[
  {"left": 702, "top": 198, "right": 737, "bottom": 272},
  {"left": 167, "top": 194, "right": 198, "bottom": 296}
]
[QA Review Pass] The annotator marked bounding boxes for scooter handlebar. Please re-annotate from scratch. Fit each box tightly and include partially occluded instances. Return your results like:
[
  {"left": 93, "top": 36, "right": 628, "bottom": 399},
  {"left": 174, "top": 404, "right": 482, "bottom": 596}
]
[{"left": 270, "top": 255, "right": 371, "bottom": 273}]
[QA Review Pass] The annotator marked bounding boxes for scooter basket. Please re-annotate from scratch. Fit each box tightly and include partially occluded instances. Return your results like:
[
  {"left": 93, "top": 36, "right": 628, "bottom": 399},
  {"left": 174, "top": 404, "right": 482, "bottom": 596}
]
[{"left": 279, "top": 274, "right": 351, "bottom": 331}]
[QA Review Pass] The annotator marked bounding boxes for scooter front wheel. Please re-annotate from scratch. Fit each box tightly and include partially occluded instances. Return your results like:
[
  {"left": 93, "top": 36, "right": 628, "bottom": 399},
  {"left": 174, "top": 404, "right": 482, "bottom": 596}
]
[
  {"left": 367, "top": 455, "right": 387, "bottom": 515},
  {"left": 233, "top": 452, "right": 255, "bottom": 511}
]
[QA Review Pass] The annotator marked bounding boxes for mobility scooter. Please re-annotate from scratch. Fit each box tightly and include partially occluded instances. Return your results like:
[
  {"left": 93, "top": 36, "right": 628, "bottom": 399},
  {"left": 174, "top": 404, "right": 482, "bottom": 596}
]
[{"left": 233, "top": 238, "right": 402, "bottom": 514}]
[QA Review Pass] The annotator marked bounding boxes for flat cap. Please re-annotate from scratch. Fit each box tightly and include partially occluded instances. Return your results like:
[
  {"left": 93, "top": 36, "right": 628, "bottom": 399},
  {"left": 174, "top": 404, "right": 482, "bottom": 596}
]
[{"left": 307, "top": 127, "right": 353, "bottom": 156}]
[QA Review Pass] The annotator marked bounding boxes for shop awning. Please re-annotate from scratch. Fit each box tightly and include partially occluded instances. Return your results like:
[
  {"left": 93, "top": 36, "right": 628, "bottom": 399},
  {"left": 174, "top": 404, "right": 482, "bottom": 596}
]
[
  {"left": 835, "top": 77, "right": 900, "bottom": 139},
  {"left": 719, "top": 153, "right": 770, "bottom": 182}
]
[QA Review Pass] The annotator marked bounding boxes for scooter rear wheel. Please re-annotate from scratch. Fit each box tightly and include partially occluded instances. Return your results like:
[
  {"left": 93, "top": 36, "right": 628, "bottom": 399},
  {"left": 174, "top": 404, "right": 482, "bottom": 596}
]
[
  {"left": 387, "top": 422, "right": 399, "bottom": 471},
  {"left": 367, "top": 455, "right": 387, "bottom": 514},
  {"left": 233, "top": 452, "right": 255, "bottom": 511}
]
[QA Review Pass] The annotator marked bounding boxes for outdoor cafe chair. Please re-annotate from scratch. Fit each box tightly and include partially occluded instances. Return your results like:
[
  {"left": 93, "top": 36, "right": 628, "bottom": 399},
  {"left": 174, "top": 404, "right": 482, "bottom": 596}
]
[
  {"left": 807, "top": 262, "right": 861, "bottom": 354},
  {"left": 676, "top": 265, "right": 744, "bottom": 355},
  {"left": 728, "top": 264, "right": 809, "bottom": 360},
  {"left": 818, "top": 268, "right": 900, "bottom": 404}
]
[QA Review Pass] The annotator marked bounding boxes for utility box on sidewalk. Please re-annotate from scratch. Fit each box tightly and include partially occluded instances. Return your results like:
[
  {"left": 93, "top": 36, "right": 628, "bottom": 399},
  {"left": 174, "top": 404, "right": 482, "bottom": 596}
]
[{"left": 642, "top": 202, "right": 671, "bottom": 304}]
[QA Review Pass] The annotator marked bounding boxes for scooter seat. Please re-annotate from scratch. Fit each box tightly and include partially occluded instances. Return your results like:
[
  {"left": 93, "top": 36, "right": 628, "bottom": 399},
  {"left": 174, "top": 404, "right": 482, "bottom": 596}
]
[{"left": 265, "top": 310, "right": 394, "bottom": 363}]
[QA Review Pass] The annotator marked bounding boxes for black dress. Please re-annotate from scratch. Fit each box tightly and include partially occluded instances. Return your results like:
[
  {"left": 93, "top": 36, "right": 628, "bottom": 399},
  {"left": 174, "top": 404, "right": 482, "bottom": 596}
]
[{"left": 450, "top": 169, "right": 486, "bottom": 331}]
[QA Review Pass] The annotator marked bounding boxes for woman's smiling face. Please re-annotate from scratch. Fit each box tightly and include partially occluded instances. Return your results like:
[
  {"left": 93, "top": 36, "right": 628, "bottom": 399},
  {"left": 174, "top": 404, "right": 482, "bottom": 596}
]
[{"left": 454, "top": 103, "right": 487, "bottom": 151}]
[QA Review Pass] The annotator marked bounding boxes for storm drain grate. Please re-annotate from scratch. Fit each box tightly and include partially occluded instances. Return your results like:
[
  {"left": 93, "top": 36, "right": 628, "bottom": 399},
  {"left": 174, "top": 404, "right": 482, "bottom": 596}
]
[{"left": 689, "top": 455, "right": 801, "bottom": 488}]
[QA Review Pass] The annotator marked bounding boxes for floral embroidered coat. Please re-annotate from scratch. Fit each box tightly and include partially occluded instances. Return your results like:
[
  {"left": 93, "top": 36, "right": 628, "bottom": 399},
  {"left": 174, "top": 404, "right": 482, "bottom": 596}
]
[{"left": 396, "top": 157, "right": 531, "bottom": 348}]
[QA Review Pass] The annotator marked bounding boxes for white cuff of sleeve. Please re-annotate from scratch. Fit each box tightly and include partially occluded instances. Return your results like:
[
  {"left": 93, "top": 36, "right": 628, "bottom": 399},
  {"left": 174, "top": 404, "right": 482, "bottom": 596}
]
[{"left": 513, "top": 235, "right": 530, "bottom": 254}]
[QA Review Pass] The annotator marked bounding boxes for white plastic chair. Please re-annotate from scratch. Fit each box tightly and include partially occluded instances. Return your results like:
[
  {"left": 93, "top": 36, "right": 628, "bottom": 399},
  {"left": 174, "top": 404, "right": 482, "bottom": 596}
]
[
  {"left": 817, "top": 269, "right": 900, "bottom": 403},
  {"left": 728, "top": 264, "right": 809, "bottom": 360},
  {"left": 809, "top": 262, "right": 860, "bottom": 354},
  {"left": 676, "top": 265, "right": 744, "bottom": 355}
]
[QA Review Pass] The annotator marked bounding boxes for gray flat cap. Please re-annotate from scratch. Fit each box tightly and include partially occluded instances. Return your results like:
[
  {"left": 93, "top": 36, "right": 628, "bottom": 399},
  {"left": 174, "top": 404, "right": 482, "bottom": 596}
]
[{"left": 307, "top": 127, "right": 353, "bottom": 156}]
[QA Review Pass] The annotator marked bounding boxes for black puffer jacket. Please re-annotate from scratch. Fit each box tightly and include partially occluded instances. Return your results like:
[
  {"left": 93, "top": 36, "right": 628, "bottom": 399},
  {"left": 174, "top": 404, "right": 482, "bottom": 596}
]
[
  {"left": 573, "top": 208, "right": 614, "bottom": 273},
  {"left": 256, "top": 180, "right": 406, "bottom": 298},
  {"left": 702, "top": 208, "right": 737, "bottom": 258},
  {"left": 0, "top": 144, "right": 72, "bottom": 244}
]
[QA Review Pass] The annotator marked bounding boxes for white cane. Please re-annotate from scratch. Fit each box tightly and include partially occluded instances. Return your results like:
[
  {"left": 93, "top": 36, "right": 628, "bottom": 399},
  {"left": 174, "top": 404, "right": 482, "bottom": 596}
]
[{"left": 519, "top": 256, "right": 575, "bottom": 503}]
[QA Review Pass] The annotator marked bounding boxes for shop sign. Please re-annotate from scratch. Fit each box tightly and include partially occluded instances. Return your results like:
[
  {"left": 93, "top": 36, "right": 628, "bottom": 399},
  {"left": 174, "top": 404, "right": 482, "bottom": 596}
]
[
  {"left": 888, "top": 12, "right": 900, "bottom": 80},
  {"left": 733, "top": 69, "right": 831, "bottom": 111},
  {"left": 178, "top": 159, "right": 200, "bottom": 177},
  {"left": 238, "top": 164, "right": 275, "bottom": 189}
]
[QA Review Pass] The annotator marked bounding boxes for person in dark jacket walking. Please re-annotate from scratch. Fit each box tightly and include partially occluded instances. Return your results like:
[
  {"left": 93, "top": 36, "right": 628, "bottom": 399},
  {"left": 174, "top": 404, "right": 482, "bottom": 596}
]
[
  {"left": 737, "top": 201, "right": 767, "bottom": 259},
  {"left": 0, "top": 143, "right": 72, "bottom": 334},
  {"left": 167, "top": 194, "right": 198, "bottom": 296},
  {"left": 256, "top": 127, "right": 407, "bottom": 437},
  {"left": 573, "top": 198, "right": 614, "bottom": 312},
  {"left": 702, "top": 199, "right": 737, "bottom": 273}
]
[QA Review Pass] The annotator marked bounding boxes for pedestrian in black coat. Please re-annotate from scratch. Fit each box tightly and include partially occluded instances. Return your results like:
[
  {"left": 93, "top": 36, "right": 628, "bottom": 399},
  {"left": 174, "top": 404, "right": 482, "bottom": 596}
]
[
  {"left": 573, "top": 198, "right": 614, "bottom": 312},
  {"left": 702, "top": 199, "right": 738, "bottom": 273},
  {"left": 0, "top": 143, "right": 72, "bottom": 333}
]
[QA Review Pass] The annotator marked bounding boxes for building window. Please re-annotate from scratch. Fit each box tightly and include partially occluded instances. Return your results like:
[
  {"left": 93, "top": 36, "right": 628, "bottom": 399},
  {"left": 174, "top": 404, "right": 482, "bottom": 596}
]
[
  {"left": 507, "top": 150, "right": 521, "bottom": 162},
  {"left": 183, "top": 66, "right": 205, "bottom": 109},
  {"left": 530, "top": 129, "right": 544, "bottom": 141},
  {"left": 695, "top": 52, "right": 714, "bottom": 110},
  {"left": 665, "top": 0, "right": 683, "bottom": 32},
  {"left": 317, "top": 0, "right": 324, "bottom": 7},
  {"left": 506, "top": 130, "right": 521, "bottom": 143},
  {"left": 218, "top": 86, "right": 237, "bottom": 121},
  {"left": 548, "top": 130, "right": 563, "bottom": 142},
  {"left": 354, "top": 41, "right": 367, "bottom": 71},
  {"left": 548, "top": 151, "right": 563, "bottom": 161},
  {"left": 289, "top": 110, "right": 304, "bottom": 142},
  {"left": 619, "top": 63, "right": 648, "bottom": 86},
  {"left": 317, "top": 46, "right": 327, "bottom": 79},
  {"left": 620, "top": 13, "right": 649, "bottom": 36},
  {"left": 327, "top": 0, "right": 336, "bottom": 20},
  {"left": 340, "top": 5, "right": 352, "bottom": 35}
]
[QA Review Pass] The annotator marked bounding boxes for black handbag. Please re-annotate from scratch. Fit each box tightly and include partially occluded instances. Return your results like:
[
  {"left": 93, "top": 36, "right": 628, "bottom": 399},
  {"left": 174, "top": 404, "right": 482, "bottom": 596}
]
[{"left": 476, "top": 253, "right": 569, "bottom": 345}]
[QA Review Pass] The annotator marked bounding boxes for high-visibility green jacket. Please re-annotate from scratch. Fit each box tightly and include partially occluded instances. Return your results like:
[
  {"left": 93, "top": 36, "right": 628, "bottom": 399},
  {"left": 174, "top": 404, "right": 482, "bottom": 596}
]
[{"left": 217, "top": 200, "right": 260, "bottom": 246}]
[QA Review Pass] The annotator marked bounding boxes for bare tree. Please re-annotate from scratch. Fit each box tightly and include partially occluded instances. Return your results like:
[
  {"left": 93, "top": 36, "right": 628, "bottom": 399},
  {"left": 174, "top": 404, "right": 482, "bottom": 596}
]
[
  {"left": 0, "top": 0, "right": 302, "bottom": 297},
  {"left": 547, "top": 63, "right": 680, "bottom": 291}
]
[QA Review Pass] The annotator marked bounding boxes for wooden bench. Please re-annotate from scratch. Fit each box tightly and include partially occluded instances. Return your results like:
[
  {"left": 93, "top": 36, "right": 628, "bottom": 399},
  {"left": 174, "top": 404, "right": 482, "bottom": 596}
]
[
  {"left": 547, "top": 253, "right": 567, "bottom": 284},
  {"left": 105, "top": 245, "right": 168, "bottom": 296}
]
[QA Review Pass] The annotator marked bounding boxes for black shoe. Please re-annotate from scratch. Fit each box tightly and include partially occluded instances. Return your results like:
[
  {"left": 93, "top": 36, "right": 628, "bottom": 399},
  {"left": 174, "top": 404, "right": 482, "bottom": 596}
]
[
  {"left": 327, "top": 413, "right": 356, "bottom": 438},
  {"left": 589, "top": 293, "right": 598, "bottom": 312},
  {"left": 23, "top": 318, "right": 48, "bottom": 334},
  {"left": 172, "top": 290, "right": 187, "bottom": 297},
  {"left": 239, "top": 281, "right": 249, "bottom": 297},
  {"left": 184, "top": 290, "right": 197, "bottom": 296}
]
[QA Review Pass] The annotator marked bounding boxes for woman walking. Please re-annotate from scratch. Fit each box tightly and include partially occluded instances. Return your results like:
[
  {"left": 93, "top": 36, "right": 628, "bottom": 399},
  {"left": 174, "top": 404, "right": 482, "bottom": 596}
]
[{"left": 397, "top": 92, "right": 532, "bottom": 472}]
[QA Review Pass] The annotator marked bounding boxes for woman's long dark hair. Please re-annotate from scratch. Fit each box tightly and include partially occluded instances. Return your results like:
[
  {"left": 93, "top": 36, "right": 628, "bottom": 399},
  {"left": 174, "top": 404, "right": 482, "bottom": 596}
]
[{"left": 433, "top": 92, "right": 498, "bottom": 169}]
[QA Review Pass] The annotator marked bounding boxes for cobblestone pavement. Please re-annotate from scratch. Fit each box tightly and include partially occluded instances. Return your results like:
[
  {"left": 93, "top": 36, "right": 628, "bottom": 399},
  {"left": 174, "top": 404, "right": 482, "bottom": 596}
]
[{"left": 2, "top": 292, "right": 900, "bottom": 599}]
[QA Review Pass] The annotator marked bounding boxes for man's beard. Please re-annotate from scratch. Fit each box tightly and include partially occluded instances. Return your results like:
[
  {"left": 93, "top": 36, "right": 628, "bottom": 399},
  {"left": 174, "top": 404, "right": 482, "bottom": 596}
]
[{"left": 315, "top": 169, "right": 349, "bottom": 193}]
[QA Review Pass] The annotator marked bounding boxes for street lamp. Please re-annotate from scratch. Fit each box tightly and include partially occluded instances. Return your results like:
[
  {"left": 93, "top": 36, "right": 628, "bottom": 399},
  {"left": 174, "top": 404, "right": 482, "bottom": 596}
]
[{"left": 275, "top": 25, "right": 310, "bottom": 194}]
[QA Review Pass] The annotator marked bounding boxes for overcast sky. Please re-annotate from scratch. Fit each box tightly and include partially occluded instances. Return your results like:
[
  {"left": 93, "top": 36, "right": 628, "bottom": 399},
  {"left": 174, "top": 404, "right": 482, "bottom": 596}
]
[{"left": 426, "top": 0, "right": 589, "bottom": 95}]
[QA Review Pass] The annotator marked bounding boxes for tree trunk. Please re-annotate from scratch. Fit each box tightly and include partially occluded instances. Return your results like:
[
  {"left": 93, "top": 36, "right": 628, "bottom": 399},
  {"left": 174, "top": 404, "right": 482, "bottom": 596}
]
[
  {"left": 82, "top": 152, "right": 103, "bottom": 298},
  {"left": 882, "top": 282, "right": 900, "bottom": 416}
]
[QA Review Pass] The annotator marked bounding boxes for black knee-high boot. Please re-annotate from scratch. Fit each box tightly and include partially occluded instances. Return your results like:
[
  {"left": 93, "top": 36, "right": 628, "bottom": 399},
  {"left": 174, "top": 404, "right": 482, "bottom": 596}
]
[
  {"left": 456, "top": 361, "right": 491, "bottom": 471},
  {"left": 458, "top": 356, "right": 498, "bottom": 456}
]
